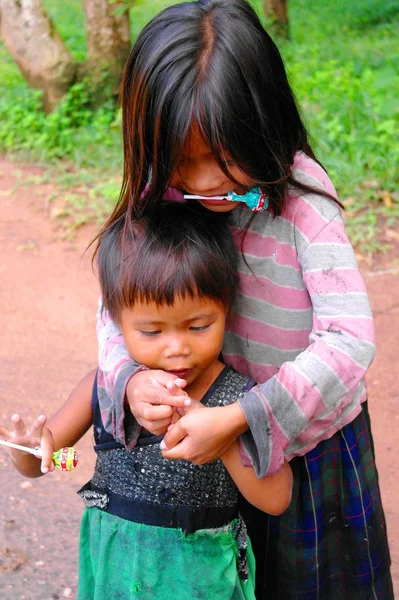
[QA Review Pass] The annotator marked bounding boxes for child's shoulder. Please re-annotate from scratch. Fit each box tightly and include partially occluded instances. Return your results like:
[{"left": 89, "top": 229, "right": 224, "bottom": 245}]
[
  {"left": 292, "top": 151, "right": 337, "bottom": 198},
  {"left": 233, "top": 152, "right": 347, "bottom": 258},
  {"left": 282, "top": 151, "right": 343, "bottom": 237}
]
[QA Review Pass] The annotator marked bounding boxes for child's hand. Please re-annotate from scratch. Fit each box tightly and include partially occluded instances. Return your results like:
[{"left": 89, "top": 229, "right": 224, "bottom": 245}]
[
  {"left": 126, "top": 370, "right": 191, "bottom": 435},
  {"left": 0, "top": 414, "right": 56, "bottom": 474},
  {"left": 160, "top": 402, "right": 247, "bottom": 465},
  {"left": 168, "top": 399, "right": 205, "bottom": 428}
]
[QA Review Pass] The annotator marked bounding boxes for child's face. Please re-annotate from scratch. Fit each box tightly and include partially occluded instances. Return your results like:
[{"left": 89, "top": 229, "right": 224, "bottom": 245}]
[
  {"left": 169, "top": 123, "right": 255, "bottom": 213},
  {"left": 119, "top": 294, "right": 227, "bottom": 393}
]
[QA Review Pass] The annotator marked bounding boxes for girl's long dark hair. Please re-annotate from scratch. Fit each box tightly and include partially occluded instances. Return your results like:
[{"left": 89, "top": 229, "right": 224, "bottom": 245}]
[{"left": 95, "top": 0, "right": 339, "bottom": 254}]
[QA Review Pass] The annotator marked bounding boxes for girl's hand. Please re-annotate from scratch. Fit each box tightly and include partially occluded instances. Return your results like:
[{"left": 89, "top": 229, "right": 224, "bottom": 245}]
[
  {"left": 126, "top": 370, "right": 191, "bottom": 435},
  {"left": 167, "top": 398, "right": 205, "bottom": 428},
  {"left": 160, "top": 402, "right": 248, "bottom": 465},
  {"left": 0, "top": 414, "right": 56, "bottom": 474}
]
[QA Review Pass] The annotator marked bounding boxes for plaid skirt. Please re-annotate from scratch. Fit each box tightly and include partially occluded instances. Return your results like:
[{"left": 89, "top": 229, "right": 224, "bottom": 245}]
[{"left": 239, "top": 403, "right": 394, "bottom": 600}]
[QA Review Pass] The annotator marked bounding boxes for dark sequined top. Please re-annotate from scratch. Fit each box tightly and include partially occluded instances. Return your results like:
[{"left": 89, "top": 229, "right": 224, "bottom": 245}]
[{"left": 79, "top": 366, "right": 255, "bottom": 533}]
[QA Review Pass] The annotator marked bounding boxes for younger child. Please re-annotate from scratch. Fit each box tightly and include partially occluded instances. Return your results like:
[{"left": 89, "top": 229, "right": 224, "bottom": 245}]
[{"left": 0, "top": 202, "right": 292, "bottom": 600}]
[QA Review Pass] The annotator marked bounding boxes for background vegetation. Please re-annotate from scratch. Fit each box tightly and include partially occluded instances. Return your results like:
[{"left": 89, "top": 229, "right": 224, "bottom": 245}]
[{"left": 0, "top": 0, "right": 398, "bottom": 252}]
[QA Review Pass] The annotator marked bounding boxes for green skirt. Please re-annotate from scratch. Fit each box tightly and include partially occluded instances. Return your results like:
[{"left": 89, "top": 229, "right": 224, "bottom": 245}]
[{"left": 78, "top": 508, "right": 256, "bottom": 600}]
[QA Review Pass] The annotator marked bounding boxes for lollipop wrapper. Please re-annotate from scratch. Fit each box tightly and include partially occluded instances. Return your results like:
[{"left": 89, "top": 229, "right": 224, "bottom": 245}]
[
  {"left": 228, "top": 187, "right": 269, "bottom": 211},
  {"left": 52, "top": 447, "right": 78, "bottom": 471}
]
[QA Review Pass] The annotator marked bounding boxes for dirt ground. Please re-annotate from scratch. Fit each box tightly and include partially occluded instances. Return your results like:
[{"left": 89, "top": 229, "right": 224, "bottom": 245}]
[{"left": 0, "top": 159, "right": 398, "bottom": 599}]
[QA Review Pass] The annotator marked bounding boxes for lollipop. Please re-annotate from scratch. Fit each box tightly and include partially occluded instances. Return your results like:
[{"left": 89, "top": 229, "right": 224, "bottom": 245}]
[
  {"left": 183, "top": 186, "right": 269, "bottom": 212},
  {"left": 142, "top": 185, "right": 269, "bottom": 212},
  {"left": 52, "top": 446, "right": 78, "bottom": 471},
  {"left": 0, "top": 439, "right": 78, "bottom": 471}
]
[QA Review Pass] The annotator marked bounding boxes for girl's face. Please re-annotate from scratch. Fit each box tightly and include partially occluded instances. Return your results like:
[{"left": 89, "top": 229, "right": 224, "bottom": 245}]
[
  {"left": 119, "top": 294, "right": 226, "bottom": 397},
  {"left": 169, "top": 124, "right": 255, "bottom": 213}
]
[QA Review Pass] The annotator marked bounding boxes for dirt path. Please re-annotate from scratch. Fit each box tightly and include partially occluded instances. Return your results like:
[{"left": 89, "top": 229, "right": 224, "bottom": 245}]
[{"left": 0, "top": 159, "right": 397, "bottom": 598}]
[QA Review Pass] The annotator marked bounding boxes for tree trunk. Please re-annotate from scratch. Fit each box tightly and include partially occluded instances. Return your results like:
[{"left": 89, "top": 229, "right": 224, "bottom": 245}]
[
  {"left": 264, "top": 0, "right": 289, "bottom": 37},
  {"left": 82, "top": 0, "right": 131, "bottom": 104},
  {"left": 0, "top": 0, "right": 76, "bottom": 112}
]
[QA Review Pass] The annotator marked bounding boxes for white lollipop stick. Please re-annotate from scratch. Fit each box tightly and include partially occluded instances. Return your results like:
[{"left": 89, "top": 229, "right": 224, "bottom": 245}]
[
  {"left": 0, "top": 439, "right": 42, "bottom": 457},
  {"left": 184, "top": 195, "right": 226, "bottom": 199}
]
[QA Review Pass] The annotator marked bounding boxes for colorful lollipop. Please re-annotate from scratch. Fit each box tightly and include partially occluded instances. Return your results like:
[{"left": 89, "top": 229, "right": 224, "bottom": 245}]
[
  {"left": 0, "top": 439, "right": 78, "bottom": 471},
  {"left": 52, "top": 446, "right": 78, "bottom": 471},
  {"left": 183, "top": 186, "right": 269, "bottom": 211}
]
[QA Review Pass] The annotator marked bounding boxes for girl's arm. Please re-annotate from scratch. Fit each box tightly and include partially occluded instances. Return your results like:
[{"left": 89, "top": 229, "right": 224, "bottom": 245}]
[
  {"left": 96, "top": 302, "right": 141, "bottom": 447},
  {"left": 222, "top": 442, "right": 292, "bottom": 515},
  {"left": 0, "top": 370, "right": 95, "bottom": 478},
  {"left": 161, "top": 401, "right": 292, "bottom": 514},
  {"left": 237, "top": 205, "right": 375, "bottom": 477},
  {"left": 162, "top": 203, "right": 375, "bottom": 475}
]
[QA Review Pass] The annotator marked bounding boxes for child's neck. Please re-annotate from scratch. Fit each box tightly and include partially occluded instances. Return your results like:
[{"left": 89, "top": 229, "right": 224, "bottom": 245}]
[{"left": 184, "top": 360, "right": 225, "bottom": 402}]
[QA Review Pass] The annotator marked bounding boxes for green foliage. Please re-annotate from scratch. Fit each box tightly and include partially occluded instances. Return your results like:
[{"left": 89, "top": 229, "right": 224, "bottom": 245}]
[
  {"left": 0, "top": 78, "right": 121, "bottom": 164},
  {"left": 349, "top": 0, "right": 399, "bottom": 27},
  {"left": 0, "top": 0, "right": 397, "bottom": 252},
  {"left": 277, "top": 0, "right": 399, "bottom": 252},
  {"left": 43, "top": 0, "right": 87, "bottom": 60}
]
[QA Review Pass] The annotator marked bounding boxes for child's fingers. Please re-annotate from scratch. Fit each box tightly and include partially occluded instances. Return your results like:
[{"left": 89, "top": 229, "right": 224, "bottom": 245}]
[
  {"left": 147, "top": 387, "right": 191, "bottom": 408},
  {"left": 182, "top": 399, "right": 204, "bottom": 412},
  {"left": 0, "top": 425, "right": 14, "bottom": 440},
  {"left": 166, "top": 379, "right": 187, "bottom": 394},
  {"left": 150, "top": 378, "right": 190, "bottom": 407},
  {"left": 10, "top": 413, "right": 28, "bottom": 435},
  {"left": 39, "top": 427, "right": 55, "bottom": 474},
  {"left": 140, "top": 403, "right": 174, "bottom": 422},
  {"left": 160, "top": 420, "right": 187, "bottom": 451},
  {"left": 28, "top": 414, "right": 48, "bottom": 439}
]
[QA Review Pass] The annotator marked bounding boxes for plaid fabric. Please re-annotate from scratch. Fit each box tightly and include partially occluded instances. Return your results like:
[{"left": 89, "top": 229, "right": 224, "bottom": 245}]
[{"left": 239, "top": 403, "right": 394, "bottom": 600}]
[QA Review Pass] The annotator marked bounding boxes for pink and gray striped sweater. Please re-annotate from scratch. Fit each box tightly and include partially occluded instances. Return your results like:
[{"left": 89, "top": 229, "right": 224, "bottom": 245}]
[{"left": 96, "top": 151, "right": 375, "bottom": 477}]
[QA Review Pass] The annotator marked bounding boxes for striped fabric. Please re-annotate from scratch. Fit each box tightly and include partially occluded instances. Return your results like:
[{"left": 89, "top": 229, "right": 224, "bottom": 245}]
[
  {"left": 96, "top": 151, "right": 375, "bottom": 477},
  {"left": 239, "top": 404, "right": 393, "bottom": 600}
]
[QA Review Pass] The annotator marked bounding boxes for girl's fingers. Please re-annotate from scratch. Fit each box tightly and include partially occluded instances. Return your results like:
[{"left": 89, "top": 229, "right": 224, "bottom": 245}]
[
  {"left": 161, "top": 438, "right": 190, "bottom": 461},
  {"left": 166, "top": 379, "right": 187, "bottom": 394},
  {"left": 139, "top": 417, "right": 173, "bottom": 435},
  {"left": 140, "top": 403, "right": 174, "bottom": 421},
  {"left": 160, "top": 420, "right": 187, "bottom": 451},
  {"left": 183, "top": 399, "right": 204, "bottom": 412},
  {"left": 147, "top": 371, "right": 187, "bottom": 387},
  {"left": 148, "top": 388, "right": 191, "bottom": 408}
]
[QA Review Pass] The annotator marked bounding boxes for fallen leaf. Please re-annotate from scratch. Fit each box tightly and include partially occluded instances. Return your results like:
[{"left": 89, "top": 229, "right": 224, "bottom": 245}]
[
  {"left": 0, "top": 547, "right": 28, "bottom": 572},
  {"left": 20, "top": 481, "right": 33, "bottom": 490},
  {"left": 16, "top": 243, "right": 36, "bottom": 253},
  {"left": 386, "top": 229, "right": 399, "bottom": 241},
  {"left": 379, "top": 190, "right": 393, "bottom": 208},
  {"left": 363, "top": 179, "right": 379, "bottom": 189}
]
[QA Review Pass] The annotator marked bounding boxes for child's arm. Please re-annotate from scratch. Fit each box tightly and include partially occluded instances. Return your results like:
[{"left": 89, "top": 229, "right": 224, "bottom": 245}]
[
  {"left": 222, "top": 442, "right": 292, "bottom": 515},
  {"left": 0, "top": 370, "right": 95, "bottom": 478},
  {"left": 162, "top": 400, "right": 292, "bottom": 514}
]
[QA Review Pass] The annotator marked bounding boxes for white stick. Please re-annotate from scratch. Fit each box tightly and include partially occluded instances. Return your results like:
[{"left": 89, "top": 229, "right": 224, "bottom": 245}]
[
  {"left": 183, "top": 194, "right": 227, "bottom": 200},
  {"left": 0, "top": 439, "right": 42, "bottom": 457}
]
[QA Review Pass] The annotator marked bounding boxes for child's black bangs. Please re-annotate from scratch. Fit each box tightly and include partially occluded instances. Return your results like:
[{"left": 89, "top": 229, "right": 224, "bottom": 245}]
[
  {"left": 100, "top": 203, "right": 238, "bottom": 322},
  {"left": 121, "top": 251, "right": 228, "bottom": 311},
  {"left": 116, "top": 239, "right": 233, "bottom": 319}
]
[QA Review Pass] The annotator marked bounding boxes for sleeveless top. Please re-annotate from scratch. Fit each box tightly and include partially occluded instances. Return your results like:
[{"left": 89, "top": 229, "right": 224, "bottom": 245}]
[{"left": 78, "top": 366, "right": 255, "bottom": 535}]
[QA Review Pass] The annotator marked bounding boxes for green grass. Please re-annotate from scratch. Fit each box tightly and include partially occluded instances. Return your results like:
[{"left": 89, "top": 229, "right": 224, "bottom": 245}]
[{"left": 0, "top": 0, "right": 398, "bottom": 253}]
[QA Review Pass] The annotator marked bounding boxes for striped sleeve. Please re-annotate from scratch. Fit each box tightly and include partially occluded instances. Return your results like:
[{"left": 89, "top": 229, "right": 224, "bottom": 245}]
[
  {"left": 96, "top": 300, "right": 143, "bottom": 447},
  {"left": 238, "top": 208, "right": 375, "bottom": 477}
]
